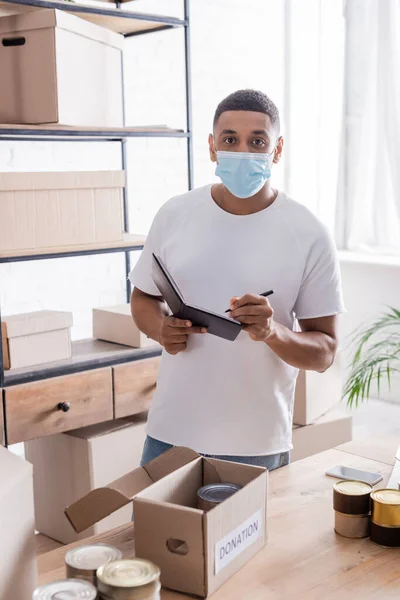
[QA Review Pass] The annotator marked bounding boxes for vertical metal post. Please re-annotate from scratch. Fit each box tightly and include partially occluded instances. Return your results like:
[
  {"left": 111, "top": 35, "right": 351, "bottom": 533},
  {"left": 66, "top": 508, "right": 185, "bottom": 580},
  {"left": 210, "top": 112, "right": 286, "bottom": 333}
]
[
  {"left": 121, "top": 140, "right": 132, "bottom": 303},
  {"left": 184, "top": 0, "right": 194, "bottom": 190},
  {"left": 117, "top": 0, "right": 132, "bottom": 303}
]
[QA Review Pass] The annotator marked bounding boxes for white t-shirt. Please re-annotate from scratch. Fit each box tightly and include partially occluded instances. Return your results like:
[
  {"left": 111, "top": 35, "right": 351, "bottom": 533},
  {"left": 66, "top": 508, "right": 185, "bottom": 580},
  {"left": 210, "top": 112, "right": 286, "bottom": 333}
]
[{"left": 129, "top": 185, "right": 344, "bottom": 456}]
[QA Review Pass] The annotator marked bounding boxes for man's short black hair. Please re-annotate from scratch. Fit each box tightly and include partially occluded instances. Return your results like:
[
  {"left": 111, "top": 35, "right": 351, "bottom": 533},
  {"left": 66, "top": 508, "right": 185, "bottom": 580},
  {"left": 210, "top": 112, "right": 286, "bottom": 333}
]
[{"left": 213, "top": 89, "right": 280, "bottom": 133}]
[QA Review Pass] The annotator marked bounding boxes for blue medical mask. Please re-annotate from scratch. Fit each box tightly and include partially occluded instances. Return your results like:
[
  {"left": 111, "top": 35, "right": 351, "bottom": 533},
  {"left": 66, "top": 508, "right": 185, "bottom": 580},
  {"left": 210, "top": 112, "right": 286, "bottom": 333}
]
[{"left": 215, "top": 149, "right": 275, "bottom": 199}]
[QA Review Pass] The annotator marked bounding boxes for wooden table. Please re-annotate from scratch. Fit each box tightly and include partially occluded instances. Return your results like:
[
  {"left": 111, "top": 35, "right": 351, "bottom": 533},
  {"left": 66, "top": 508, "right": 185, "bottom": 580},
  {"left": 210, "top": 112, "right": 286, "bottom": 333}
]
[{"left": 38, "top": 437, "right": 400, "bottom": 599}]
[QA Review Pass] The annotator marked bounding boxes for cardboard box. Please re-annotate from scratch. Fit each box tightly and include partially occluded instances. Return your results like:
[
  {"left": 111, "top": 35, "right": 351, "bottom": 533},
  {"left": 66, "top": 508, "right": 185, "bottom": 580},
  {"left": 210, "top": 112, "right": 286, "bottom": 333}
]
[
  {"left": 293, "top": 351, "right": 342, "bottom": 425},
  {"left": 0, "top": 171, "right": 125, "bottom": 253},
  {"left": 0, "top": 446, "right": 37, "bottom": 600},
  {"left": 25, "top": 414, "right": 147, "bottom": 544},
  {"left": 93, "top": 304, "right": 160, "bottom": 348},
  {"left": 0, "top": 9, "right": 123, "bottom": 126},
  {"left": 66, "top": 447, "right": 268, "bottom": 597},
  {"left": 291, "top": 405, "right": 352, "bottom": 462},
  {"left": 3, "top": 310, "right": 72, "bottom": 369},
  {"left": 1, "top": 321, "right": 10, "bottom": 370}
]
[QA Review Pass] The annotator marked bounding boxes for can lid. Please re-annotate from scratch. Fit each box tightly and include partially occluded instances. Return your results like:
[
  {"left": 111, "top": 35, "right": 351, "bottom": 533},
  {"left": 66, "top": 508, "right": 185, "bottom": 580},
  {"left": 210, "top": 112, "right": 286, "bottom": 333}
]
[
  {"left": 96, "top": 559, "right": 160, "bottom": 588},
  {"left": 32, "top": 578, "right": 97, "bottom": 600},
  {"left": 65, "top": 543, "right": 122, "bottom": 571},
  {"left": 334, "top": 480, "right": 373, "bottom": 496},
  {"left": 371, "top": 489, "right": 400, "bottom": 505},
  {"left": 197, "top": 483, "right": 242, "bottom": 503}
]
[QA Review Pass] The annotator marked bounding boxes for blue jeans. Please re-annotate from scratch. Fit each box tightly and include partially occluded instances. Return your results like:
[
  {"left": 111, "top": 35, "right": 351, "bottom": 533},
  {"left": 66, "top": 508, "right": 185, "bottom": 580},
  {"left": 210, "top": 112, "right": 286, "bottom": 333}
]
[{"left": 140, "top": 435, "right": 290, "bottom": 470}]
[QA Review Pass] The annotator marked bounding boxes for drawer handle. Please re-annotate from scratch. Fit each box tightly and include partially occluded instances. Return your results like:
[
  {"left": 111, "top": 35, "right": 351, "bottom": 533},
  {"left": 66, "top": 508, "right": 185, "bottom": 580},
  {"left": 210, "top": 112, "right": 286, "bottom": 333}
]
[{"left": 57, "top": 402, "right": 71, "bottom": 413}]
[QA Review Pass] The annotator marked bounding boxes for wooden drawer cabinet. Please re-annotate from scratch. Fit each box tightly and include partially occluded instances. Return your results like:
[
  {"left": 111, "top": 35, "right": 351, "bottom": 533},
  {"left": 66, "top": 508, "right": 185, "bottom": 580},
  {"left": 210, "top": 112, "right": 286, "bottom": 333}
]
[
  {"left": 113, "top": 357, "right": 160, "bottom": 418},
  {"left": 4, "top": 368, "right": 113, "bottom": 444}
]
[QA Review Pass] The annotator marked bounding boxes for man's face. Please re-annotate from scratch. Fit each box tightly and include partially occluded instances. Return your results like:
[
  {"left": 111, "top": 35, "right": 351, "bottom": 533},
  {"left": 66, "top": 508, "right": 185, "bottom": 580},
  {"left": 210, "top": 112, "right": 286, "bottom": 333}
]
[{"left": 208, "top": 110, "right": 283, "bottom": 164}]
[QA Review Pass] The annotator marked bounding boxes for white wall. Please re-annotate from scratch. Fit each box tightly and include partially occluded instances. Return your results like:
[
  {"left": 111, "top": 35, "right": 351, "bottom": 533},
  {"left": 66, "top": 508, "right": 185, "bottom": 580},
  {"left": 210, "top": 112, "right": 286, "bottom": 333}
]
[
  {"left": 339, "top": 253, "right": 400, "bottom": 402},
  {"left": 0, "top": 0, "right": 286, "bottom": 340}
]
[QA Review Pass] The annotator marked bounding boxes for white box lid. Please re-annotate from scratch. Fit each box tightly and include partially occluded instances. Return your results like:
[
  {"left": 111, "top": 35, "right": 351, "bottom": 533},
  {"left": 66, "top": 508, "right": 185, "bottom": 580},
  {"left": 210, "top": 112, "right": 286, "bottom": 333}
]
[{"left": 3, "top": 310, "right": 73, "bottom": 339}]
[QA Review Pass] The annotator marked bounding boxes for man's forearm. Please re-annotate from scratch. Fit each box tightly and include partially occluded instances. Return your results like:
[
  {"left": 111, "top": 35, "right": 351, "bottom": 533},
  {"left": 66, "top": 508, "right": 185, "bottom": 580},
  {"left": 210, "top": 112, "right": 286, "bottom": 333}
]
[
  {"left": 266, "top": 322, "right": 337, "bottom": 372},
  {"left": 131, "top": 290, "right": 168, "bottom": 344}
]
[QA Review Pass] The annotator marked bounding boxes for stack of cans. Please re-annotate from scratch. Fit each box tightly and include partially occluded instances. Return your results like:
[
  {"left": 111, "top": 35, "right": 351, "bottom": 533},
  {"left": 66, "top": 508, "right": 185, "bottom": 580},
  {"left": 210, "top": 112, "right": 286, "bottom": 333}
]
[
  {"left": 32, "top": 578, "right": 98, "bottom": 599},
  {"left": 333, "top": 480, "right": 373, "bottom": 538},
  {"left": 65, "top": 544, "right": 123, "bottom": 586},
  {"left": 197, "top": 483, "right": 242, "bottom": 511},
  {"left": 370, "top": 489, "right": 400, "bottom": 547},
  {"left": 96, "top": 559, "right": 161, "bottom": 600}
]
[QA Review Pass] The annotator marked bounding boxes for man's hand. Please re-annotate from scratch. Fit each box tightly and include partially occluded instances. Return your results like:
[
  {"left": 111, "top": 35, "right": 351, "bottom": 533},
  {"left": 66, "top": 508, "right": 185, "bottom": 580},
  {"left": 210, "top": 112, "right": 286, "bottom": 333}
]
[
  {"left": 160, "top": 316, "right": 207, "bottom": 355},
  {"left": 229, "top": 294, "right": 274, "bottom": 342}
]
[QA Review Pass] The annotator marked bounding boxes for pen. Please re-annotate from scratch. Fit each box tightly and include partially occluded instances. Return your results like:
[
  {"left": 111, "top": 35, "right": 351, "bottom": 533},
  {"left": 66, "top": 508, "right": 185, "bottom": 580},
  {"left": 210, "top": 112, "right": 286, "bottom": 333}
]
[{"left": 225, "top": 290, "right": 274, "bottom": 313}]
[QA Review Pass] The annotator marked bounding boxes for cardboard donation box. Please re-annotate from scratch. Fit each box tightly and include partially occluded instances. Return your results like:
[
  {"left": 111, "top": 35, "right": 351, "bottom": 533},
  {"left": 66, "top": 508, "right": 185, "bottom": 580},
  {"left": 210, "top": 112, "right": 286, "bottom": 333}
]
[
  {"left": 25, "top": 415, "right": 147, "bottom": 544},
  {"left": 2, "top": 310, "right": 72, "bottom": 369},
  {"left": 93, "top": 304, "right": 160, "bottom": 348},
  {"left": 293, "top": 350, "right": 342, "bottom": 425},
  {"left": 0, "top": 9, "right": 123, "bottom": 126},
  {"left": 66, "top": 447, "right": 268, "bottom": 598},
  {"left": 0, "top": 171, "right": 125, "bottom": 253},
  {"left": 0, "top": 446, "right": 37, "bottom": 600}
]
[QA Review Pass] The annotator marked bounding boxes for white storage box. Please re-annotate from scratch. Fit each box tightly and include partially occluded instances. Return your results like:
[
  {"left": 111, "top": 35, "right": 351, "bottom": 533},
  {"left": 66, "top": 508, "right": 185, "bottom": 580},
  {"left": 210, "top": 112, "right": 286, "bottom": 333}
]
[
  {"left": 0, "top": 446, "right": 37, "bottom": 600},
  {"left": 93, "top": 304, "right": 160, "bottom": 348},
  {"left": 25, "top": 414, "right": 147, "bottom": 544},
  {"left": 0, "top": 9, "right": 123, "bottom": 126},
  {"left": 3, "top": 310, "right": 73, "bottom": 369},
  {"left": 293, "top": 351, "right": 342, "bottom": 425},
  {"left": 0, "top": 171, "right": 125, "bottom": 253}
]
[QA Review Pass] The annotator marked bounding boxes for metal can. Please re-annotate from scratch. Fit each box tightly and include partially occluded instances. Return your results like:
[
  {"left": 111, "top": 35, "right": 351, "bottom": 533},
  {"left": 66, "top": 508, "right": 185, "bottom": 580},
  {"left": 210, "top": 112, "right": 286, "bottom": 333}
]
[
  {"left": 333, "top": 480, "right": 373, "bottom": 515},
  {"left": 32, "top": 578, "right": 97, "bottom": 599},
  {"left": 197, "top": 483, "right": 242, "bottom": 511},
  {"left": 371, "top": 489, "right": 400, "bottom": 527},
  {"left": 65, "top": 544, "right": 123, "bottom": 585},
  {"left": 96, "top": 559, "right": 161, "bottom": 600},
  {"left": 370, "top": 488, "right": 400, "bottom": 547},
  {"left": 334, "top": 511, "right": 370, "bottom": 539}
]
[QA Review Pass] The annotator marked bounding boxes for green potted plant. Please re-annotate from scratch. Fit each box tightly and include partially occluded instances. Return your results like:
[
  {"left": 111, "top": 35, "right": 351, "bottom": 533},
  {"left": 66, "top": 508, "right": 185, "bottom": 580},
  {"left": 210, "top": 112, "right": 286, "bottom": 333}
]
[{"left": 343, "top": 308, "right": 400, "bottom": 408}]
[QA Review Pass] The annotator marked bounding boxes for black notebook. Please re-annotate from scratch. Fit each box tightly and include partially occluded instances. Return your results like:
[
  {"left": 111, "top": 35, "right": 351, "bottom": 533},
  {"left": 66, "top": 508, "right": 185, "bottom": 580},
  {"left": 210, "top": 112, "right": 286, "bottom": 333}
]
[{"left": 152, "top": 254, "right": 242, "bottom": 342}]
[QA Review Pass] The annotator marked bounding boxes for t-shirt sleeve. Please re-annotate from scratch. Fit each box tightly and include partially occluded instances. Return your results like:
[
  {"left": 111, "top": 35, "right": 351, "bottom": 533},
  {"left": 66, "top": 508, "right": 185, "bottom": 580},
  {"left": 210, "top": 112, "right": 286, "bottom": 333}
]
[
  {"left": 128, "top": 206, "right": 166, "bottom": 296},
  {"left": 293, "top": 228, "right": 345, "bottom": 320}
]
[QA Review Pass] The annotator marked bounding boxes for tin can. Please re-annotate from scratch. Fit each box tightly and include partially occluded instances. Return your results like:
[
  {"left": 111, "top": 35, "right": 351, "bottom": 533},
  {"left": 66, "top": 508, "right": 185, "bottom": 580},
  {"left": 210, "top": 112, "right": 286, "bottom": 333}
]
[
  {"left": 334, "top": 511, "right": 370, "bottom": 539},
  {"left": 371, "top": 489, "right": 400, "bottom": 527},
  {"left": 370, "top": 521, "right": 400, "bottom": 547},
  {"left": 32, "top": 578, "right": 97, "bottom": 599},
  {"left": 370, "top": 488, "right": 400, "bottom": 547},
  {"left": 333, "top": 480, "right": 373, "bottom": 515},
  {"left": 65, "top": 544, "right": 123, "bottom": 585},
  {"left": 96, "top": 559, "right": 160, "bottom": 600},
  {"left": 197, "top": 483, "right": 242, "bottom": 511}
]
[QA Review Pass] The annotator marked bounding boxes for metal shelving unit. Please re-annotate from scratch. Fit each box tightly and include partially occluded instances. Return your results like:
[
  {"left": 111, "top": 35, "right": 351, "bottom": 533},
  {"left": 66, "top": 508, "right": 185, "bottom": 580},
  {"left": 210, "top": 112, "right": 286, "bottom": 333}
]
[{"left": 0, "top": 0, "right": 193, "bottom": 389}]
